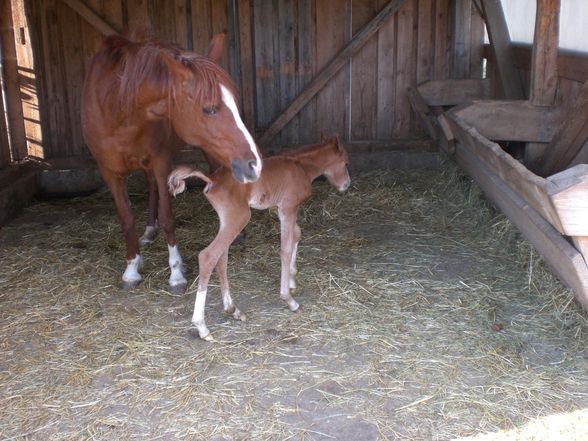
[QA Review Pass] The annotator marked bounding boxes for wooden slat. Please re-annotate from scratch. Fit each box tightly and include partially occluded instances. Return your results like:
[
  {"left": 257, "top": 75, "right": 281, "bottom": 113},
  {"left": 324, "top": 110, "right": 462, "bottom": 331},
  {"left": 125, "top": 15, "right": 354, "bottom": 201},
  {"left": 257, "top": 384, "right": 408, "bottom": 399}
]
[
  {"left": 351, "top": 0, "right": 378, "bottom": 140},
  {"left": 393, "top": 0, "right": 415, "bottom": 137},
  {"left": 0, "top": 72, "right": 10, "bottom": 167},
  {"left": 539, "top": 80, "right": 588, "bottom": 176},
  {"left": 277, "top": 0, "right": 298, "bottom": 144},
  {"left": 61, "top": 0, "right": 118, "bottom": 36},
  {"left": 453, "top": 133, "right": 588, "bottom": 310},
  {"left": 0, "top": 0, "right": 27, "bottom": 161},
  {"left": 191, "top": 0, "right": 213, "bottom": 53},
  {"left": 417, "top": 79, "right": 491, "bottom": 106},
  {"left": 451, "top": 0, "right": 471, "bottom": 79},
  {"left": 469, "top": 0, "right": 484, "bottom": 78},
  {"left": 295, "top": 0, "right": 316, "bottom": 144},
  {"left": 480, "top": 0, "right": 525, "bottom": 99},
  {"left": 416, "top": 0, "right": 434, "bottom": 84},
  {"left": 126, "top": 0, "right": 149, "bottom": 30},
  {"left": 236, "top": 0, "right": 255, "bottom": 131},
  {"left": 376, "top": 0, "right": 396, "bottom": 138},
  {"left": 448, "top": 113, "right": 563, "bottom": 231},
  {"left": 449, "top": 100, "right": 562, "bottom": 143},
  {"left": 433, "top": 0, "right": 451, "bottom": 80},
  {"left": 258, "top": 0, "right": 407, "bottom": 147}
]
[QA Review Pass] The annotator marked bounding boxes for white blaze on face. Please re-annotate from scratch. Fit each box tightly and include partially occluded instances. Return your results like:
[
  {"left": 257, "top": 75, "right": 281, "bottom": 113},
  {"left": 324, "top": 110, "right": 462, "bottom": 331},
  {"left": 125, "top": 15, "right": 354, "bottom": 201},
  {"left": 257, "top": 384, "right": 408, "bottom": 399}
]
[{"left": 220, "top": 84, "right": 262, "bottom": 178}]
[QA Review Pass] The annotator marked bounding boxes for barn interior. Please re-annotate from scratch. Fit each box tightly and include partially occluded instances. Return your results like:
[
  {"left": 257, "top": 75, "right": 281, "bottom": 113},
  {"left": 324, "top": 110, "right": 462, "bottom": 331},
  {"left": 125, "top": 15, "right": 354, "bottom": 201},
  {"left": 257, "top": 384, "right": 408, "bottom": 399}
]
[{"left": 1, "top": 1, "right": 588, "bottom": 439}]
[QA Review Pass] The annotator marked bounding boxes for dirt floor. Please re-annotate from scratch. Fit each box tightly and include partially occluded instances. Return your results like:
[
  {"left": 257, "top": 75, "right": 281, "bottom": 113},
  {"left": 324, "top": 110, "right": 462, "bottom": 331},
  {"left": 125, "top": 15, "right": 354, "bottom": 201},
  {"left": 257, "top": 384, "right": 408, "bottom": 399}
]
[{"left": 1, "top": 165, "right": 587, "bottom": 440}]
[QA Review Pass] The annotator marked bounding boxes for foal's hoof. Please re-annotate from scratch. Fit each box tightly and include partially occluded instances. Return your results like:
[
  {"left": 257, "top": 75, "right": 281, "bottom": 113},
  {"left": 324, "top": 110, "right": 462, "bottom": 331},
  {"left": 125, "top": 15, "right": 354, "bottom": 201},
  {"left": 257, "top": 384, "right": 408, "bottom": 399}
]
[
  {"left": 168, "top": 282, "right": 187, "bottom": 296},
  {"left": 288, "top": 299, "right": 301, "bottom": 312},
  {"left": 200, "top": 332, "right": 214, "bottom": 342},
  {"left": 121, "top": 279, "right": 141, "bottom": 290}
]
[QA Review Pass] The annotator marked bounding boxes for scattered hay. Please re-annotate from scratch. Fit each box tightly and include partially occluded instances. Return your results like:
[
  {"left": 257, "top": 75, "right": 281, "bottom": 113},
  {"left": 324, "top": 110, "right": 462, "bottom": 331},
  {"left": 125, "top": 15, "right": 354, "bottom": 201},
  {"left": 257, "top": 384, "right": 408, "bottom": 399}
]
[{"left": 0, "top": 161, "right": 587, "bottom": 440}]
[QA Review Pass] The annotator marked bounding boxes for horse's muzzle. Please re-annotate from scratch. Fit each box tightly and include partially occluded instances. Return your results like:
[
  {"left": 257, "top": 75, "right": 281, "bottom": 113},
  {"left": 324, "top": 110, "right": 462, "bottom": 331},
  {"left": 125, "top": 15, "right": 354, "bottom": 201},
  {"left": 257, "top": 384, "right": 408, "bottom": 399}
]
[{"left": 231, "top": 159, "right": 261, "bottom": 183}]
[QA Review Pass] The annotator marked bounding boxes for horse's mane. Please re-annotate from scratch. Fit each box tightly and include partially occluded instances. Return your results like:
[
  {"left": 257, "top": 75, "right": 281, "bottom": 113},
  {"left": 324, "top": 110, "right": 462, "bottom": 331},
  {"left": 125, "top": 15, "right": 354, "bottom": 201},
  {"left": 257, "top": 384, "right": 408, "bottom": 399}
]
[{"left": 102, "top": 34, "right": 237, "bottom": 114}]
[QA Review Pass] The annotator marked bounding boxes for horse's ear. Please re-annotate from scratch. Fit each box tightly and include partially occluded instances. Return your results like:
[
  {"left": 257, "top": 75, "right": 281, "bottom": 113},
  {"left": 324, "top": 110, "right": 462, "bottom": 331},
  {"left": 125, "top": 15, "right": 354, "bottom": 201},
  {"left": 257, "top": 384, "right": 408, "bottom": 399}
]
[
  {"left": 146, "top": 98, "right": 168, "bottom": 120},
  {"left": 206, "top": 33, "right": 226, "bottom": 63}
]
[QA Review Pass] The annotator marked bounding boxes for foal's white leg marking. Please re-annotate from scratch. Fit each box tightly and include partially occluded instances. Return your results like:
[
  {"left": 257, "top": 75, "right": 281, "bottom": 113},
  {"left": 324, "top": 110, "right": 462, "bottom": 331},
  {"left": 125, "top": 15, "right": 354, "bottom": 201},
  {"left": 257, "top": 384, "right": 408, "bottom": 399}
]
[
  {"left": 289, "top": 241, "right": 298, "bottom": 290},
  {"left": 192, "top": 289, "right": 213, "bottom": 341},
  {"left": 122, "top": 254, "right": 142, "bottom": 283},
  {"left": 220, "top": 84, "right": 262, "bottom": 178},
  {"left": 139, "top": 225, "right": 158, "bottom": 245},
  {"left": 168, "top": 244, "right": 187, "bottom": 287}
]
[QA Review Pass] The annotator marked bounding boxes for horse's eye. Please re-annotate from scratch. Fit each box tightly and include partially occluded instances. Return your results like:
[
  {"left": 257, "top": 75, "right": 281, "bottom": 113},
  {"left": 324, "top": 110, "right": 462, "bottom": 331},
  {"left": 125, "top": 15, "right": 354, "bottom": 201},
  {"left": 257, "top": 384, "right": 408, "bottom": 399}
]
[{"left": 203, "top": 106, "right": 218, "bottom": 116}]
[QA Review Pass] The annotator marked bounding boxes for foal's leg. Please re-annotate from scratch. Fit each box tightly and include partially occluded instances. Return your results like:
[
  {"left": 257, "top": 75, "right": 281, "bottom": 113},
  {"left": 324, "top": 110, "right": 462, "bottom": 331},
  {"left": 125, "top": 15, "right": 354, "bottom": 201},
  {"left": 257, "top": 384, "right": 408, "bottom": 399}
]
[
  {"left": 102, "top": 171, "right": 142, "bottom": 288},
  {"left": 289, "top": 223, "right": 301, "bottom": 292},
  {"left": 193, "top": 204, "right": 251, "bottom": 341},
  {"left": 215, "top": 250, "right": 246, "bottom": 321},
  {"left": 139, "top": 171, "right": 158, "bottom": 245},
  {"left": 278, "top": 206, "right": 300, "bottom": 311},
  {"left": 153, "top": 162, "right": 187, "bottom": 294}
]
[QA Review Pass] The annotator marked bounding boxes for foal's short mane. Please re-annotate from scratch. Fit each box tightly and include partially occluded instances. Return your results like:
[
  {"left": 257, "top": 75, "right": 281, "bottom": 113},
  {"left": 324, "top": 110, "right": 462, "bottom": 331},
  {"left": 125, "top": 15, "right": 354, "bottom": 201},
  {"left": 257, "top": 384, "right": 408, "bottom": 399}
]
[
  {"left": 280, "top": 136, "right": 347, "bottom": 162},
  {"left": 103, "top": 35, "right": 237, "bottom": 114}
]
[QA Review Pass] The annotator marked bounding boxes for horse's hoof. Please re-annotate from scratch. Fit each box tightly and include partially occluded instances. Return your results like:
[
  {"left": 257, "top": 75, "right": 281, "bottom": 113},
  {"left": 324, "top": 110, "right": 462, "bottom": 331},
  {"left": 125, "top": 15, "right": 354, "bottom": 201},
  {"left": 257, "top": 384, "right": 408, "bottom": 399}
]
[
  {"left": 139, "top": 237, "right": 155, "bottom": 246},
  {"left": 121, "top": 279, "right": 141, "bottom": 290},
  {"left": 168, "top": 282, "right": 187, "bottom": 296},
  {"left": 288, "top": 300, "right": 301, "bottom": 312},
  {"left": 234, "top": 309, "right": 247, "bottom": 322},
  {"left": 201, "top": 332, "right": 214, "bottom": 342}
]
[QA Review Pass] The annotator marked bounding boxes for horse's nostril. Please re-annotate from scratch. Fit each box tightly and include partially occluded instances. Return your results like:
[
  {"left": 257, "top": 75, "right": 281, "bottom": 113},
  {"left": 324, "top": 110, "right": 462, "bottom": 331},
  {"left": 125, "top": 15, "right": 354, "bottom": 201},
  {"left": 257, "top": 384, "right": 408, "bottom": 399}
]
[{"left": 248, "top": 160, "right": 256, "bottom": 171}]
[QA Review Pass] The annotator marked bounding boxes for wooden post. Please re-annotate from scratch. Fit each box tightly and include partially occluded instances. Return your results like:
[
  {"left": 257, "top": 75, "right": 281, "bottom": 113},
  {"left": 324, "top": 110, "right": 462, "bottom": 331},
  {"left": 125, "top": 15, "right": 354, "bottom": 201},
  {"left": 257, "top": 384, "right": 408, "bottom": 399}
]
[
  {"left": 0, "top": 0, "right": 28, "bottom": 161},
  {"left": 480, "top": 0, "right": 525, "bottom": 99},
  {"left": 236, "top": 0, "right": 255, "bottom": 131},
  {"left": 526, "top": 0, "right": 560, "bottom": 170}
]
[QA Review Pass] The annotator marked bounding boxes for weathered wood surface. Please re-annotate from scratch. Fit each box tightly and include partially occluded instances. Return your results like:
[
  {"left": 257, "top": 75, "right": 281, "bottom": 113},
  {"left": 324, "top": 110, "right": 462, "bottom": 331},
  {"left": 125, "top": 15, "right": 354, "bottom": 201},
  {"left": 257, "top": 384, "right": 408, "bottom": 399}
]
[
  {"left": 539, "top": 80, "right": 588, "bottom": 176},
  {"left": 417, "top": 79, "right": 491, "bottom": 106},
  {"left": 449, "top": 101, "right": 562, "bottom": 143},
  {"left": 480, "top": 0, "right": 525, "bottom": 99},
  {"left": 547, "top": 164, "right": 588, "bottom": 237}
]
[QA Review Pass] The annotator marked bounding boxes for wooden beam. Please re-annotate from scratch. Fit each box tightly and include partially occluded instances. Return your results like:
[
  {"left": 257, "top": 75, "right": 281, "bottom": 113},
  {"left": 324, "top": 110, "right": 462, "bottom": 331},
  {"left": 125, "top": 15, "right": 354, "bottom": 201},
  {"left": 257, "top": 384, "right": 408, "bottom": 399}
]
[
  {"left": 453, "top": 134, "right": 588, "bottom": 310},
  {"left": 417, "top": 79, "right": 492, "bottom": 106},
  {"left": 449, "top": 100, "right": 562, "bottom": 143},
  {"left": 538, "top": 80, "right": 588, "bottom": 176},
  {"left": 257, "top": 0, "right": 407, "bottom": 147},
  {"left": 547, "top": 164, "right": 588, "bottom": 237},
  {"left": 407, "top": 87, "right": 438, "bottom": 141},
  {"left": 61, "top": 0, "right": 118, "bottom": 36},
  {"left": 526, "top": 0, "right": 560, "bottom": 170},
  {"left": 480, "top": 0, "right": 525, "bottom": 99},
  {"left": 0, "top": 0, "right": 27, "bottom": 161}
]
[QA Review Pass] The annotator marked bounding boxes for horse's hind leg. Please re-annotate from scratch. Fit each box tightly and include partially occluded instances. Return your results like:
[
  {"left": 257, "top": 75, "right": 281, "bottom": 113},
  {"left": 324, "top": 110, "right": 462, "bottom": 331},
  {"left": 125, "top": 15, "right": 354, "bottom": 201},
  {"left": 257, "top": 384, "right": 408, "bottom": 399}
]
[
  {"left": 289, "top": 223, "right": 301, "bottom": 292},
  {"left": 154, "top": 163, "right": 187, "bottom": 294},
  {"left": 139, "top": 171, "right": 158, "bottom": 245},
  {"left": 102, "top": 171, "right": 143, "bottom": 288},
  {"left": 216, "top": 250, "right": 246, "bottom": 321}
]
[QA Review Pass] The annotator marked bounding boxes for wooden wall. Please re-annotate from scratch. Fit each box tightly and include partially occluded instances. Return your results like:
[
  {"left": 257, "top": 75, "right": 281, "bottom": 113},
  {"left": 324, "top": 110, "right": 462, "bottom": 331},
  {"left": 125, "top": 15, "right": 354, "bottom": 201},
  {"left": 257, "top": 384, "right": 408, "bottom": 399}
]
[{"left": 3, "top": 0, "right": 485, "bottom": 164}]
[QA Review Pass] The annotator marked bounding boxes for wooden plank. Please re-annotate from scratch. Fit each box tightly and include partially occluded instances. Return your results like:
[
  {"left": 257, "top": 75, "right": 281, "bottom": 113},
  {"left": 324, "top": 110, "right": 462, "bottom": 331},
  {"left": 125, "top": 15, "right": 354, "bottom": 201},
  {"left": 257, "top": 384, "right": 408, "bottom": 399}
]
[
  {"left": 417, "top": 79, "right": 491, "bottom": 106},
  {"left": 191, "top": 0, "right": 212, "bottom": 53},
  {"left": 448, "top": 113, "right": 563, "bottom": 231},
  {"left": 433, "top": 0, "right": 451, "bottom": 80},
  {"left": 547, "top": 164, "right": 588, "bottom": 237},
  {"left": 0, "top": 0, "right": 27, "bottom": 161},
  {"left": 351, "top": 0, "right": 378, "bottom": 140},
  {"left": 393, "top": 0, "right": 415, "bottom": 137},
  {"left": 236, "top": 0, "right": 255, "bottom": 131},
  {"left": 61, "top": 0, "right": 118, "bottom": 36},
  {"left": 126, "top": 0, "right": 149, "bottom": 30},
  {"left": 295, "top": 0, "right": 316, "bottom": 144},
  {"left": 174, "top": 0, "right": 189, "bottom": 47},
  {"left": 453, "top": 134, "right": 588, "bottom": 310},
  {"left": 437, "top": 114, "right": 456, "bottom": 154},
  {"left": 210, "top": 0, "right": 230, "bottom": 70},
  {"left": 416, "top": 0, "right": 434, "bottom": 84},
  {"left": 451, "top": 0, "right": 471, "bottom": 79},
  {"left": 526, "top": 0, "right": 560, "bottom": 170},
  {"left": 314, "top": 0, "right": 349, "bottom": 143},
  {"left": 539, "top": 80, "right": 588, "bottom": 176},
  {"left": 469, "top": 0, "right": 485, "bottom": 78},
  {"left": 450, "top": 100, "right": 562, "bottom": 143},
  {"left": 258, "top": 0, "right": 407, "bottom": 147},
  {"left": 480, "top": 0, "right": 525, "bottom": 99},
  {"left": 376, "top": 0, "right": 396, "bottom": 138}
]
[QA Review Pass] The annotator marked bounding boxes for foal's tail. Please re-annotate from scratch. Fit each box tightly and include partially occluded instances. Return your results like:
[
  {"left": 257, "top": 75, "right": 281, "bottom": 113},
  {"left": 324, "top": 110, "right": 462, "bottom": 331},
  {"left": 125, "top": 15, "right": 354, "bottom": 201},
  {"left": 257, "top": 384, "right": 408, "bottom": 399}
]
[{"left": 168, "top": 166, "right": 213, "bottom": 197}]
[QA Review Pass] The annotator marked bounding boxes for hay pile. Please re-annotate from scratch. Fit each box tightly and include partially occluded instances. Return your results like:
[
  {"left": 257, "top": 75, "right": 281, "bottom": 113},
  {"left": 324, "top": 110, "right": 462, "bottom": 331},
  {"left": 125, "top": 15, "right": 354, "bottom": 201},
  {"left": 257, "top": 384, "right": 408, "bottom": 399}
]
[{"left": 0, "top": 161, "right": 587, "bottom": 440}]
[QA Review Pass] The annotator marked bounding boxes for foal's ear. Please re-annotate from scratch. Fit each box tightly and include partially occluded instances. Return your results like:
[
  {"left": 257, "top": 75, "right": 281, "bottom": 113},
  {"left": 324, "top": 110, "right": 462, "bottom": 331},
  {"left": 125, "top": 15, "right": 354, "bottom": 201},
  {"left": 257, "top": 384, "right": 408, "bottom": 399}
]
[
  {"left": 146, "top": 98, "right": 168, "bottom": 120},
  {"left": 206, "top": 33, "right": 226, "bottom": 64}
]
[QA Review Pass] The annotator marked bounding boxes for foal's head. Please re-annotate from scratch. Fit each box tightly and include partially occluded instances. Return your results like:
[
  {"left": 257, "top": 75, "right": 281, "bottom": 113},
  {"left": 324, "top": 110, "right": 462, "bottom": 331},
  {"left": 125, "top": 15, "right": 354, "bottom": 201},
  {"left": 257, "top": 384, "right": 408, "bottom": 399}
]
[
  {"left": 114, "top": 35, "right": 262, "bottom": 183},
  {"left": 323, "top": 136, "right": 351, "bottom": 192}
]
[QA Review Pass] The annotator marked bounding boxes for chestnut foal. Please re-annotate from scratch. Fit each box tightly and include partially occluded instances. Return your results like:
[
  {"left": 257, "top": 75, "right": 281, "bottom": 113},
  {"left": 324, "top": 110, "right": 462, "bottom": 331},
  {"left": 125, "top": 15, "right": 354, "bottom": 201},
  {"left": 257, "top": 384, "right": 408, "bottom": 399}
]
[{"left": 169, "top": 136, "right": 350, "bottom": 340}]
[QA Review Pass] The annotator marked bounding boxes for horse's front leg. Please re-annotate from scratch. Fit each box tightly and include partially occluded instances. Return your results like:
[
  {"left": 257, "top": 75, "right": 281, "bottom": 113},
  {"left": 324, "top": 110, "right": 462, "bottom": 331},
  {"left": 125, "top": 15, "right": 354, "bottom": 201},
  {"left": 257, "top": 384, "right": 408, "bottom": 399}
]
[
  {"left": 289, "top": 223, "right": 301, "bottom": 293},
  {"left": 154, "top": 163, "right": 187, "bottom": 294},
  {"left": 195, "top": 203, "right": 251, "bottom": 341},
  {"left": 278, "top": 207, "right": 300, "bottom": 311},
  {"left": 102, "top": 171, "right": 143, "bottom": 288},
  {"left": 139, "top": 171, "right": 158, "bottom": 245}
]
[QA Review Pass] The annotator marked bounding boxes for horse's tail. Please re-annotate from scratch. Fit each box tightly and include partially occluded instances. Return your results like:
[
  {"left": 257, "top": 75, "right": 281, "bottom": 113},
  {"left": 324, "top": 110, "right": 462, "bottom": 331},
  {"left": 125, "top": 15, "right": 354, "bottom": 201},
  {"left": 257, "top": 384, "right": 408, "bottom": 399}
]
[{"left": 168, "top": 166, "right": 212, "bottom": 197}]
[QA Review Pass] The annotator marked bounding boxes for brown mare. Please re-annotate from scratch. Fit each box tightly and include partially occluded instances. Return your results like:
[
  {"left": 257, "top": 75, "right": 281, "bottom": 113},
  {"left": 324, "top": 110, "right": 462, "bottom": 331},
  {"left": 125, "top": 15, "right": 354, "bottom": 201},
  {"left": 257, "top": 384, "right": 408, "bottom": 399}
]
[
  {"left": 168, "top": 136, "right": 350, "bottom": 340},
  {"left": 81, "top": 34, "right": 262, "bottom": 293}
]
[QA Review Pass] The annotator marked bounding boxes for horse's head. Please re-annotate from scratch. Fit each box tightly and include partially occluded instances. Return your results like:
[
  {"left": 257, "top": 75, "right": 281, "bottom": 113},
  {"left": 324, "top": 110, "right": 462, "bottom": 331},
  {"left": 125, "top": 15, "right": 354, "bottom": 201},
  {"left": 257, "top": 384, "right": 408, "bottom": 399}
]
[
  {"left": 323, "top": 136, "right": 351, "bottom": 192},
  {"left": 136, "top": 35, "right": 262, "bottom": 183}
]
